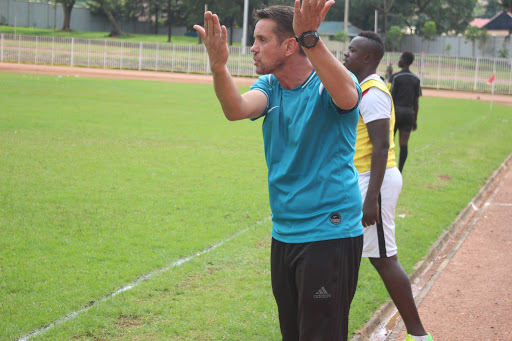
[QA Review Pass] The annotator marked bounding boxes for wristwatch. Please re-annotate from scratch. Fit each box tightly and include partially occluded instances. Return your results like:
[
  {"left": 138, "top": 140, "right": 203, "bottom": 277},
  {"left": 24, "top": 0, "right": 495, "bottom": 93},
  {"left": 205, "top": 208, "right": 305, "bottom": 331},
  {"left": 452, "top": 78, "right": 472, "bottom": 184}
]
[{"left": 295, "top": 31, "right": 320, "bottom": 49}]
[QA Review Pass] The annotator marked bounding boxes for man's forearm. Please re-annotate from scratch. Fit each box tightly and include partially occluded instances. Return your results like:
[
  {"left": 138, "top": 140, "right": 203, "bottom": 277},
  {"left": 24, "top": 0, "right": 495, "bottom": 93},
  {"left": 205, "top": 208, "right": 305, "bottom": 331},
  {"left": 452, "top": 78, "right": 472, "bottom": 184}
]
[
  {"left": 366, "top": 149, "right": 388, "bottom": 201},
  {"left": 212, "top": 66, "right": 246, "bottom": 121},
  {"left": 303, "top": 40, "right": 359, "bottom": 110}
]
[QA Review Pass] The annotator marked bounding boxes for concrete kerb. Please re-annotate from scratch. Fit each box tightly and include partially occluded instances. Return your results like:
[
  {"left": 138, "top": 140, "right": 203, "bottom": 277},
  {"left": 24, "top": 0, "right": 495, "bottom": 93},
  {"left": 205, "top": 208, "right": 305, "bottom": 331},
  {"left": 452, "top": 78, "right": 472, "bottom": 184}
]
[{"left": 350, "top": 152, "right": 512, "bottom": 341}]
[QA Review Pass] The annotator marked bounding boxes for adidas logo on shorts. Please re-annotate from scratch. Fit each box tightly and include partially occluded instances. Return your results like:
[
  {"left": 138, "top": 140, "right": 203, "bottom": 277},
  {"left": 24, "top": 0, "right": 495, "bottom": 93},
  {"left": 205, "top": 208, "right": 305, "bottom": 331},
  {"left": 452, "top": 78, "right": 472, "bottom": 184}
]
[{"left": 313, "top": 286, "right": 332, "bottom": 299}]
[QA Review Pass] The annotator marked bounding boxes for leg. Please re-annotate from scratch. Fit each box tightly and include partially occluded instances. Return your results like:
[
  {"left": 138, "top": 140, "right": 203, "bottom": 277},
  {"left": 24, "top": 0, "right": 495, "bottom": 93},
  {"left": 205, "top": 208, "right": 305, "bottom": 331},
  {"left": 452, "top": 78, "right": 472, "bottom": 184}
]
[
  {"left": 398, "top": 129, "right": 411, "bottom": 172},
  {"left": 295, "top": 237, "right": 363, "bottom": 341},
  {"left": 271, "top": 239, "right": 300, "bottom": 341},
  {"left": 369, "top": 256, "right": 427, "bottom": 336}
]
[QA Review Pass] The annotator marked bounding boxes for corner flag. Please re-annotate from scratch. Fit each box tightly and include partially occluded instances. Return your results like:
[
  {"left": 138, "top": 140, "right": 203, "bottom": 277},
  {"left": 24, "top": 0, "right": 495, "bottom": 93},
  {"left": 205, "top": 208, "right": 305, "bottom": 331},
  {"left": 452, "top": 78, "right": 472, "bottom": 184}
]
[
  {"left": 487, "top": 74, "right": 495, "bottom": 84},
  {"left": 488, "top": 74, "right": 496, "bottom": 113}
]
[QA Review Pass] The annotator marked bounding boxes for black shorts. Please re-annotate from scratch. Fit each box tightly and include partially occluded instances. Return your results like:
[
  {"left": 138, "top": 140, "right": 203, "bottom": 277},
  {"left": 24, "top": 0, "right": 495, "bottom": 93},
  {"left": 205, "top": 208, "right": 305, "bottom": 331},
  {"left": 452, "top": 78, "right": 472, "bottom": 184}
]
[
  {"left": 394, "top": 105, "right": 416, "bottom": 133},
  {"left": 271, "top": 236, "right": 363, "bottom": 341}
]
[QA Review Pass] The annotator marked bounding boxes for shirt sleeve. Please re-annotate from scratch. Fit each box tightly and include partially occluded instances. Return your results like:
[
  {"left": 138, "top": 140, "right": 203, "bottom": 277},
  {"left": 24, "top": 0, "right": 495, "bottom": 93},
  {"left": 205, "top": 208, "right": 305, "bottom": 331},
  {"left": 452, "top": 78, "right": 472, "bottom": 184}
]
[
  {"left": 330, "top": 71, "right": 362, "bottom": 114},
  {"left": 359, "top": 88, "right": 392, "bottom": 124},
  {"left": 249, "top": 75, "right": 272, "bottom": 120}
]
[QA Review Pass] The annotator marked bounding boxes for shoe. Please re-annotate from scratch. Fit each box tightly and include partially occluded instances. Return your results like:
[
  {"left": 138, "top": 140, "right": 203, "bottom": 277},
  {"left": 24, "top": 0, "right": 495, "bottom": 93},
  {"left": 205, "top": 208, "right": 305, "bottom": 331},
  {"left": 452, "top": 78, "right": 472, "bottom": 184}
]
[{"left": 403, "top": 334, "right": 433, "bottom": 341}]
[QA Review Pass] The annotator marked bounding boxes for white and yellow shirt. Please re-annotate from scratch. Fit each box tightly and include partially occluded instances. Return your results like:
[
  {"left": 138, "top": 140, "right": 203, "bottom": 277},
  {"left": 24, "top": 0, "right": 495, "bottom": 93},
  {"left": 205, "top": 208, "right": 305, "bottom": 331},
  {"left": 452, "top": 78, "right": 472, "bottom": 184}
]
[{"left": 354, "top": 74, "right": 396, "bottom": 173}]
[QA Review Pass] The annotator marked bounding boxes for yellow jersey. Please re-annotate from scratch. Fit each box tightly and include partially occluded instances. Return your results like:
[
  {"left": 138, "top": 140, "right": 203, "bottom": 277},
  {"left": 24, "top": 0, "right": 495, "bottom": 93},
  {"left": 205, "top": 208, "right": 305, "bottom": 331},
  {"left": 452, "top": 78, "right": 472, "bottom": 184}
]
[{"left": 353, "top": 77, "right": 396, "bottom": 173}]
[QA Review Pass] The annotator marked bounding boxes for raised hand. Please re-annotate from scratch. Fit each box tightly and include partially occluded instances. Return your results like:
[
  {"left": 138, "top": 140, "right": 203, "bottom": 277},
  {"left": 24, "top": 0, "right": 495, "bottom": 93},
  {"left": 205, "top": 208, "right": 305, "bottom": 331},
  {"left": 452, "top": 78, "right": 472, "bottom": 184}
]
[
  {"left": 293, "top": 0, "right": 335, "bottom": 36},
  {"left": 193, "top": 12, "right": 229, "bottom": 73}
]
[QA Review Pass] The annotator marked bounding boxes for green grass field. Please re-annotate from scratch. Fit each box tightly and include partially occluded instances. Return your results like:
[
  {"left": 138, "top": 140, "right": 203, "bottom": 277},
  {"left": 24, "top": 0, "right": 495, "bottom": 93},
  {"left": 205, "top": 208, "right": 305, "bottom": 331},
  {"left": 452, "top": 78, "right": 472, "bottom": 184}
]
[{"left": 1, "top": 72, "right": 511, "bottom": 340}]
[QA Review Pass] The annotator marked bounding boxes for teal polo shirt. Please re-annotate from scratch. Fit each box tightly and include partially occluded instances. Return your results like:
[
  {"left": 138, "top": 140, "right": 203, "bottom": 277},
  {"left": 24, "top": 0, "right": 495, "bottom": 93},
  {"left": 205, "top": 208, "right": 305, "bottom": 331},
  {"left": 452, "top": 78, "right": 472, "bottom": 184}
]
[{"left": 251, "top": 71, "right": 363, "bottom": 243}]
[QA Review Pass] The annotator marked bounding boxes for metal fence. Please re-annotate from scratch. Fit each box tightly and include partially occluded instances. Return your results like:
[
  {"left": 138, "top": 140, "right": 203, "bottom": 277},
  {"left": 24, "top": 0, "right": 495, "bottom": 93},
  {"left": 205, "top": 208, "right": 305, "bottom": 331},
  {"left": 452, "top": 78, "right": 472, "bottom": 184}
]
[{"left": 1, "top": 34, "right": 512, "bottom": 94}]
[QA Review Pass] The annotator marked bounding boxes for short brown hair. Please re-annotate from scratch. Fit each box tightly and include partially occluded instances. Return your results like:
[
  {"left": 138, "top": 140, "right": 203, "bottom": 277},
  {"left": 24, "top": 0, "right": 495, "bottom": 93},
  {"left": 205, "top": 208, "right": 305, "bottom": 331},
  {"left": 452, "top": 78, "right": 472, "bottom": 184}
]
[{"left": 253, "top": 5, "right": 295, "bottom": 44}]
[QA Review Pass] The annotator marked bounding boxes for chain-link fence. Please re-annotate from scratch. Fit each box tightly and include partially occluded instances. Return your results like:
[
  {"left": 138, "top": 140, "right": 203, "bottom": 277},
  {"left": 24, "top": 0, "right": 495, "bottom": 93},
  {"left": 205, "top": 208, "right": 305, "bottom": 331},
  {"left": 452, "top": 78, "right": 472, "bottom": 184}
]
[{"left": 2, "top": 34, "right": 511, "bottom": 94}]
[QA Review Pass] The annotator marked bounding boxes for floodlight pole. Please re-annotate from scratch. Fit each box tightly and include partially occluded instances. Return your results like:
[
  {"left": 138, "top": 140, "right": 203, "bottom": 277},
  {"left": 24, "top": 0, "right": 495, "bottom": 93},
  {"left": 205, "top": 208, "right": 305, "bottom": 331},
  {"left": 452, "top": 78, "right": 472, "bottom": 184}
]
[
  {"left": 344, "top": 0, "right": 349, "bottom": 34},
  {"left": 242, "top": 0, "right": 249, "bottom": 54},
  {"left": 374, "top": 10, "right": 378, "bottom": 33}
]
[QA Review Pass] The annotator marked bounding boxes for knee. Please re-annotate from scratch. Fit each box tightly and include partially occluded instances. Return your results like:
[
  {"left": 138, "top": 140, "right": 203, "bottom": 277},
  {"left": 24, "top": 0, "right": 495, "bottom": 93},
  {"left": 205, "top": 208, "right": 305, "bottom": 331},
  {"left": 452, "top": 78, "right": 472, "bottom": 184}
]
[{"left": 369, "top": 256, "right": 398, "bottom": 272}]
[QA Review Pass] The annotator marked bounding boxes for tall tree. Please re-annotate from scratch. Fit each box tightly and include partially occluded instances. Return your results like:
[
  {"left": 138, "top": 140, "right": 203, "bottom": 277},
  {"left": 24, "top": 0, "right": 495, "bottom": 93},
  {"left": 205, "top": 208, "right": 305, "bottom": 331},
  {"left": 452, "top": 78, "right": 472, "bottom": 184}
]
[
  {"left": 391, "top": 0, "right": 476, "bottom": 35},
  {"left": 500, "top": 0, "right": 512, "bottom": 11},
  {"left": 60, "top": 0, "right": 76, "bottom": 31},
  {"left": 182, "top": 0, "right": 244, "bottom": 45},
  {"left": 90, "top": 0, "right": 123, "bottom": 36},
  {"left": 379, "top": 0, "right": 396, "bottom": 34},
  {"left": 465, "top": 25, "right": 489, "bottom": 57}
]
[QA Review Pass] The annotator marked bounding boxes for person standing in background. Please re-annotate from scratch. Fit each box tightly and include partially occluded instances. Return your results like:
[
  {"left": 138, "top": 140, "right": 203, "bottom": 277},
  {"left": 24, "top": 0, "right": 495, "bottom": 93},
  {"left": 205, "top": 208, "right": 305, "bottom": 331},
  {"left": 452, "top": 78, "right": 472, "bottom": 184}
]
[
  {"left": 388, "top": 51, "right": 422, "bottom": 173},
  {"left": 345, "top": 33, "right": 432, "bottom": 341}
]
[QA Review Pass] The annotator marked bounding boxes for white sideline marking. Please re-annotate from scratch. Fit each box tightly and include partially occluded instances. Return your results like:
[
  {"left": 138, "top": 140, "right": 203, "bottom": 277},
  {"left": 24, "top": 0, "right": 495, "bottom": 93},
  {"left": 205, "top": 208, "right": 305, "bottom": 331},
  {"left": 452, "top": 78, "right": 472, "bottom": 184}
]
[
  {"left": 18, "top": 216, "right": 271, "bottom": 341},
  {"left": 485, "top": 202, "right": 512, "bottom": 207}
]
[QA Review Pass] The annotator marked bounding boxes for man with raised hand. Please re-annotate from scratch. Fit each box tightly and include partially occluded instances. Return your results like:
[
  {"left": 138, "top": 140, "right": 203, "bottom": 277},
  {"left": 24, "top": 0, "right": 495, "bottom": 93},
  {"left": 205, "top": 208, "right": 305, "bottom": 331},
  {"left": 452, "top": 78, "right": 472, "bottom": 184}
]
[
  {"left": 194, "top": 1, "right": 363, "bottom": 340},
  {"left": 344, "top": 31, "right": 432, "bottom": 341}
]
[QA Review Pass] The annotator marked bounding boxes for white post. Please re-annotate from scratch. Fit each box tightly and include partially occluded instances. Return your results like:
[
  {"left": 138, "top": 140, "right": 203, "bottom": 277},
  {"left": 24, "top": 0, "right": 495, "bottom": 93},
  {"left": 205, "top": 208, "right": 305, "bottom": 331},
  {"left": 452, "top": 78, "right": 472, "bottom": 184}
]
[
  {"left": 344, "top": 0, "right": 349, "bottom": 34},
  {"left": 419, "top": 53, "right": 424, "bottom": 84},
  {"left": 187, "top": 44, "right": 191, "bottom": 73},
  {"left": 509, "top": 59, "right": 512, "bottom": 95},
  {"left": 1, "top": 34, "right": 3, "bottom": 62},
  {"left": 241, "top": 0, "right": 249, "bottom": 53},
  {"left": 374, "top": 10, "right": 378, "bottom": 33},
  {"left": 87, "top": 39, "right": 90, "bottom": 68},
  {"left": 120, "top": 41, "right": 123, "bottom": 69},
  {"left": 70, "top": 37, "right": 74, "bottom": 67},
  {"left": 155, "top": 43, "right": 159, "bottom": 71},
  {"left": 436, "top": 55, "right": 441, "bottom": 89},
  {"left": 139, "top": 41, "right": 142, "bottom": 71},
  {"left": 454, "top": 56, "right": 458, "bottom": 90},
  {"left": 171, "top": 43, "right": 175, "bottom": 71},
  {"left": 205, "top": 46, "right": 209, "bottom": 75},
  {"left": 104, "top": 40, "right": 107, "bottom": 68},
  {"left": 474, "top": 57, "right": 479, "bottom": 91},
  {"left": 490, "top": 59, "right": 496, "bottom": 113},
  {"left": 51, "top": 36, "right": 54, "bottom": 65},
  {"left": 238, "top": 46, "right": 242, "bottom": 76},
  {"left": 17, "top": 34, "right": 21, "bottom": 63}
]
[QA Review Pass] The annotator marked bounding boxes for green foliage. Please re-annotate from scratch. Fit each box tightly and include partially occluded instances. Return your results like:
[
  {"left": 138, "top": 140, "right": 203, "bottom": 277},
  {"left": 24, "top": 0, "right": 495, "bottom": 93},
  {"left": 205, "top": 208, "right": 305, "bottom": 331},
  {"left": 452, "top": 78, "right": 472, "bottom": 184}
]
[
  {"left": 386, "top": 25, "right": 402, "bottom": 51},
  {"left": 498, "top": 43, "right": 510, "bottom": 58},
  {"left": 333, "top": 29, "right": 349, "bottom": 42},
  {"left": 391, "top": 0, "right": 476, "bottom": 35},
  {"left": 87, "top": 0, "right": 127, "bottom": 20},
  {"left": 465, "top": 25, "right": 490, "bottom": 57},
  {"left": 422, "top": 21, "right": 437, "bottom": 41},
  {"left": 500, "top": 0, "right": 512, "bottom": 11},
  {"left": 465, "top": 25, "right": 481, "bottom": 42}
]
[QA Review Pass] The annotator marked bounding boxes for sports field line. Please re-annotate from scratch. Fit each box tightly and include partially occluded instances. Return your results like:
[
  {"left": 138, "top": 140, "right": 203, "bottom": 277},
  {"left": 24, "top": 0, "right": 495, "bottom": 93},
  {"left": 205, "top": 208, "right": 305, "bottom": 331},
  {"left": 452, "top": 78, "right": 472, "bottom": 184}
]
[
  {"left": 413, "top": 114, "right": 488, "bottom": 153},
  {"left": 17, "top": 215, "right": 272, "bottom": 341}
]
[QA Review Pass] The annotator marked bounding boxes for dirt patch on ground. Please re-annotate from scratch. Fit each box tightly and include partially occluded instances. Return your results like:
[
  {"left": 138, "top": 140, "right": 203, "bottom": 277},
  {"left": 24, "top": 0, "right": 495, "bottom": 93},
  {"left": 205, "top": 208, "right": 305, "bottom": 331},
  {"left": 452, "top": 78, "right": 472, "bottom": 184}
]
[{"left": 435, "top": 174, "right": 452, "bottom": 182}]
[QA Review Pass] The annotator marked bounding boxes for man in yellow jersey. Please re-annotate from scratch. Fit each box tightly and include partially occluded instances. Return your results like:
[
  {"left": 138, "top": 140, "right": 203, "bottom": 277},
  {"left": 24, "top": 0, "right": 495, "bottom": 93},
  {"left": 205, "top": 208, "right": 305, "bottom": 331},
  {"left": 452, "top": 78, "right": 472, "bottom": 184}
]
[{"left": 344, "top": 31, "right": 432, "bottom": 341}]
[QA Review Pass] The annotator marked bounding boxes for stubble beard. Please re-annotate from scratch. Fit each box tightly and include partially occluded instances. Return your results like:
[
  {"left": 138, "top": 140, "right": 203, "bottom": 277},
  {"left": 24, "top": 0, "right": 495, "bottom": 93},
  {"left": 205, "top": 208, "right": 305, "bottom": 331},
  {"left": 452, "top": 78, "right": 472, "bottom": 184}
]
[{"left": 255, "top": 55, "right": 287, "bottom": 75}]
